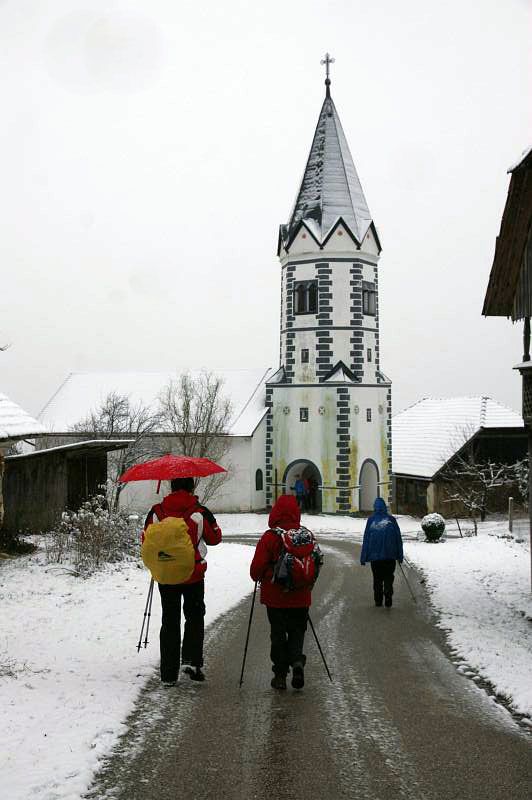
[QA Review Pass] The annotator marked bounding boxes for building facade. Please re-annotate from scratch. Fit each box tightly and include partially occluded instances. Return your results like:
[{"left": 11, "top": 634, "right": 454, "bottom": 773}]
[
  {"left": 35, "top": 69, "right": 392, "bottom": 517},
  {"left": 266, "top": 72, "right": 392, "bottom": 513}
]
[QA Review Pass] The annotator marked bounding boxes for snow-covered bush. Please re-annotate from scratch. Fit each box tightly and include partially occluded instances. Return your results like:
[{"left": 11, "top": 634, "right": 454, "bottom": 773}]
[
  {"left": 421, "top": 513, "right": 446, "bottom": 542},
  {"left": 46, "top": 495, "right": 141, "bottom": 575}
]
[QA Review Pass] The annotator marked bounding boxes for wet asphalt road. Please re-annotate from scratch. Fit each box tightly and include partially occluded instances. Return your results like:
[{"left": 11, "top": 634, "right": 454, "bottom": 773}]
[{"left": 86, "top": 537, "right": 531, "bottom": 800}]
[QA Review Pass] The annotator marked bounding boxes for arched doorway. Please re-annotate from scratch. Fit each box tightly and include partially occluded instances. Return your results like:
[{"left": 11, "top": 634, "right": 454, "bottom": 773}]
[
  {"left": 359, "top": 459, "right": 379, "bottom": 512},
  {"left": 282, "top": 459, "right": 322, "bottom": 513}
]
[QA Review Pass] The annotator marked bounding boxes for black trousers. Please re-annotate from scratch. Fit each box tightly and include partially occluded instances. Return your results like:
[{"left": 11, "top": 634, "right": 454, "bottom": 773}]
[
  {"left": 266, "top": 607, "right": 308, "bottom": 677},
  {"left": 371, "top": 559, "right": 396, "bottom": 602},
  {"left": 158, "top": 580, "right": 205, "bottom": 682}
]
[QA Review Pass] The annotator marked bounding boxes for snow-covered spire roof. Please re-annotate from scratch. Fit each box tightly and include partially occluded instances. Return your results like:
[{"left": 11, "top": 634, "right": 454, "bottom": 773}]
[{"left": 280, "top": 85, "right": 375, "bottom": 250}]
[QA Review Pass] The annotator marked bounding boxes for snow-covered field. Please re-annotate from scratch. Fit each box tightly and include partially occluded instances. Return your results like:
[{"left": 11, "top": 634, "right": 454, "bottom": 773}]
[{"left": 1, "top": 512, "right": 531, "bottom": 800}]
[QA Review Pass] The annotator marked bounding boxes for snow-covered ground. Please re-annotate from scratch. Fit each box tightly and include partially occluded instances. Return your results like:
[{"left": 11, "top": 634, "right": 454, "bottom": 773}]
[
  {"left": 0, "top": 542, "right": 253, "bottom": 800},
  {"left": 1, "top": 512, "right": 531, "bottom": 800},
  {"left": 405, "top": 524, "right": 532, "bottom": 723}
]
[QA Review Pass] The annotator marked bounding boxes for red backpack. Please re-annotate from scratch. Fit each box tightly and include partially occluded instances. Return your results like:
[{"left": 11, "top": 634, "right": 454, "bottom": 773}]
[{"left": 271, "top": 526, "right": 323, "bottom": 591}]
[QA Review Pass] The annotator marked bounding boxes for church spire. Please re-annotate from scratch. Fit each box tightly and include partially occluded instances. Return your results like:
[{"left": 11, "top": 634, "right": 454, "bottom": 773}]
[{"left": 280, "top": 56, "right": 377, "bottom": 252}]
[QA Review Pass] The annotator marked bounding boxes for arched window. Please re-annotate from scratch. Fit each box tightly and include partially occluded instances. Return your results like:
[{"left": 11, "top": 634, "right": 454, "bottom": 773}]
[
  {"left": 294, "top": 281, "right": 318, "bottom": 314},
  {"left": 255, "top": 469, "right": 264, "bottom": 491}
]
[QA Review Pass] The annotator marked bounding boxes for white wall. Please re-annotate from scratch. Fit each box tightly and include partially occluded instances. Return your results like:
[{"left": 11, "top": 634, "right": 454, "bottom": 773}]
[
  {"left": 250, "top": 415, "right": 267, "bottom": 509},
  {"left": 115, "top": 435, "right": 257, "bottom": 515},
  {"left": 270, "top": 383, "right": 390, "bottom": 513}
]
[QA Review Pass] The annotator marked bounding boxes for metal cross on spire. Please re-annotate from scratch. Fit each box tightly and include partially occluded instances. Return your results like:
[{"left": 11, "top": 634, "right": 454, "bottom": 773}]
[{"left": 320, "top": 52, "right": 335, "bottom": 96}]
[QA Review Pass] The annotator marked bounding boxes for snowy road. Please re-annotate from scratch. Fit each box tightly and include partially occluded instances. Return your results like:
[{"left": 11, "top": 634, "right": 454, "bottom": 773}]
[{"left": 86, "top": 538, "right": 531, "bottom": 800}]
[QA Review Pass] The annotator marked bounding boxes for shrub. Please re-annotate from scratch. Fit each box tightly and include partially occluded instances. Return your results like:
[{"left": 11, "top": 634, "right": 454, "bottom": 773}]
[
  {"left": 46, "top": 495, "right": 141, "bottom": 576},
  {"left": 421, "top": 513, "right": 446, "bottom": 542},
  {"left": 0, "top": 529, "right": 36, "bottom": 555}
]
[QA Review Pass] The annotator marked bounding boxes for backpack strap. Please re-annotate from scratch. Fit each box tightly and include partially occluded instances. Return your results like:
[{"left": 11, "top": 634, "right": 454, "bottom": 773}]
[{"left": 144, "top": 503, "right": 165, "bottom": 528}]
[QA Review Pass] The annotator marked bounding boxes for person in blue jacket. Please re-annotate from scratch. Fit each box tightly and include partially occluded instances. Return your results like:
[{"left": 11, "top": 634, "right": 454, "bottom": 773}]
[{"left": 360, "top": 497, "right": 404, "bottom": 607}]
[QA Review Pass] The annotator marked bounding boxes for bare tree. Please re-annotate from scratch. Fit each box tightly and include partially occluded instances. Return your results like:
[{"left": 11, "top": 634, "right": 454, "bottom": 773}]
[
  {"left": 71, "top": 392, "right": 163, "bottom": 510},
  {"left": 511, "top": 458, "right": 529, "bottom": 510},
  {"left": 440, "top": 454, "right": 516, "bottom": 533},
  {"left": 158, "top": 371, "right": 233, "bottom": 504}
]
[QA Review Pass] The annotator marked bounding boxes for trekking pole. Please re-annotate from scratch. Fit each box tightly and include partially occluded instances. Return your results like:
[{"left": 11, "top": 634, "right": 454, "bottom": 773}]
[
  {"left": 137, "top": 578, "right": 154, "bottom": 652},
  {"left": 307, "top": 614, "right": 333, "bottom": 682},
  {"left": 143, "top": 578, "right": 155, "bottom": 648},
  {"left": 239, "top": 582, "right": 258, "bottom": 687},
  {"left": 398, "top": 562, "right": 417, "bottom": 604}
]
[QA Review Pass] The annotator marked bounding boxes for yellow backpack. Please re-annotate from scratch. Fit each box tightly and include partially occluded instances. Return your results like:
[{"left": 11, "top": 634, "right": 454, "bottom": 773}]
[{"left": 141, "top": 516, "right": 196, "bottom": 584}]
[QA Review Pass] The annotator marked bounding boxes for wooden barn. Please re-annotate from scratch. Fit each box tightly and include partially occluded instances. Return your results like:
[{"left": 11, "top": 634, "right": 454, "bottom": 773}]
[
  {"left": 0, "top": 392, "right": 46, "bottom": 532},
  {"left": 392, "top": 396, "right": 526, "bottom": 517},
  {"left": 3, "top": 439, "right": 131, "bottom": 533}
]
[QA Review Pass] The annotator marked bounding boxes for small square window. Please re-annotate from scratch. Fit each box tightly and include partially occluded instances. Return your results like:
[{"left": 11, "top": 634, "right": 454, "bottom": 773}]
[
  {"left": 300, "top": 407, "right": 309, "bottom": 422},
  {"left": 367, "top": 348, "right": 372, "bottom": 362},
  {"left": 301, "top": 349, "right": 309, "bottom": 363},
  {"left": 366, "top": 408, "right": 372, "bottom": 422}
]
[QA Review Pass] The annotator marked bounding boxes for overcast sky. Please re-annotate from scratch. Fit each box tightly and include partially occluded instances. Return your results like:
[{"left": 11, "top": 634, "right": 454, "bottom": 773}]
[{"left": 1, "top": 0, "right": 531, "bottom": 419}]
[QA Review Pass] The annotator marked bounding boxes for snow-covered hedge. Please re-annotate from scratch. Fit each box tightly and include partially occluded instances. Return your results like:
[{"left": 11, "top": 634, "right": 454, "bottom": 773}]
[
  {"left": 46, "top": 495, "right": 140, "bottom": 575},
  {"left": 421, "top": 512, "right": 446, "bottom": 542}
]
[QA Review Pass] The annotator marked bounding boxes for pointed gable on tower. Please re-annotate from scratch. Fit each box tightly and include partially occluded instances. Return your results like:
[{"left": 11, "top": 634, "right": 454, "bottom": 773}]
[{"left": 279, "top": 87, "right": 380, "bottom": 254}]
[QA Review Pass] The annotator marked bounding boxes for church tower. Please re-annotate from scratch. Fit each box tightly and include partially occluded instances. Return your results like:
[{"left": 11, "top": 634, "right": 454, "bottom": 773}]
[{"left": 265, "top": 56, "right": 392, "bottom": 513}]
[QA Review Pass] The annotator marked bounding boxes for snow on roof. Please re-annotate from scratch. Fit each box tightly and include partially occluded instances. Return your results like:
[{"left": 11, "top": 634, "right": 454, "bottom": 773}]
[
  {"left": 39, "top": 369, "right": 274, "bottom": 438},
  {"left": 392, "top": 396, "right": 524, "bottom": 479},
  {"left": 6, "top": 439, "right": 133, "bottom": 460},
  {"left": 508, "top": 145, "right": 532, "bottom": 173},
  {"left": 0, "top": 393, "right": 46, "bottom": 441}
]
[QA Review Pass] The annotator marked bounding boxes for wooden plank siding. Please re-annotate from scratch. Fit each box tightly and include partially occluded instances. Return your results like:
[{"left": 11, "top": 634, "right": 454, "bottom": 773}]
[
  {"left": 2, "top": 450, "right": 107, "bottom": 532},
  {"left": 483, "top": 149, "right": 532, "bottom": 318}
]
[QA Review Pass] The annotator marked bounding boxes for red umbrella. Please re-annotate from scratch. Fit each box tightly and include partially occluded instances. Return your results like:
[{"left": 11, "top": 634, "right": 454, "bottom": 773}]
[{"left": 118, "top": 454, "right": 226, "bottom": 485}]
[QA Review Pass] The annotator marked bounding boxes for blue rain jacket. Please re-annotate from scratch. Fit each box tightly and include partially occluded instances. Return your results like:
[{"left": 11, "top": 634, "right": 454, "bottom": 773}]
[{"left": 360, "top": 498, "right": 404, "bottom": 565}]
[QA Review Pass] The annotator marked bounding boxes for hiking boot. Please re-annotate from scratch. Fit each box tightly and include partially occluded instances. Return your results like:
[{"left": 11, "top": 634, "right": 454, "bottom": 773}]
[
  {"left": 271, "top": 674, "right": 287, "bottom": 690},
  {"left": 291, "top": 663, "right": 305, "bottom": 689},
  {"left": 161, "top": 679, "right": 177, "bottom": 687},
  {"left": 184, "top": 666, "right": 205, "bottom": 682},
  {"left": 375, "top": 599, "right": 383, "bottom": 607},
  {"left": 384, "top": 595, "right": 393, "bottom": 608}
]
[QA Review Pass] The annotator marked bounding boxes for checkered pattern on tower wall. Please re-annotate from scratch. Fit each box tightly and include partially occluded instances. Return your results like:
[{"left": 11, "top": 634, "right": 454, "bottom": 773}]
[
  {"left": 265, "top": 387, "right": 274, "bottom": 506},
  {"left": 315, "top": 263, "right": 334, "bottom": 380},
  {"left": 374, "top": 265, "right": 381, "bottom": 379},
  {"left": 336, "top": 386, "right": 352, "bottom": 510},
  {"left": 283, "top": 266, "right": 296, "bottom": 381},
  {"left": 386, "top": 386, "right": 392, "bottom": 505},
  {"left": 349, "top": 262, "right": 364, "bottom": 379}
]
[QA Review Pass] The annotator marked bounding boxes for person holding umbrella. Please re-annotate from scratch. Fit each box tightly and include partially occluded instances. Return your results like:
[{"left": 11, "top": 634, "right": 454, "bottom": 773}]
[{"left": 122, "top": 456, "right": 224, "bottom": 686}]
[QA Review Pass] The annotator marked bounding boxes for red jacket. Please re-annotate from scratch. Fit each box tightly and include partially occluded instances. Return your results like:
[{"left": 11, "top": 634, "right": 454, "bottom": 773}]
[
  {"left": 250, "top": 495, "right": 312, "bottom": 608},
  {"left": 143, "top": 490, "right": 222, "bottom": 584}
]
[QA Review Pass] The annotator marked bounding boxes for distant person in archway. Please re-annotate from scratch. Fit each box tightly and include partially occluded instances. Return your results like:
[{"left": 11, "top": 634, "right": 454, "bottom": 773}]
[
  {"left": 360, "top": 497, "right": 403, "bottom": 608},
  {"left": 293, "top": 475, "right": 307, "bottom": 510}
]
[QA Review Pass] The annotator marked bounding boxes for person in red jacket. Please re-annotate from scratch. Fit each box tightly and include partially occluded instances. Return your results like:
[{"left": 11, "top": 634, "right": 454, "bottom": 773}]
[
  {"left": 250, "top": 494, "right": 311, "bottom": 691},
  {"left": 144, "top": 477, "right": 222, "bottom": 686}
]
